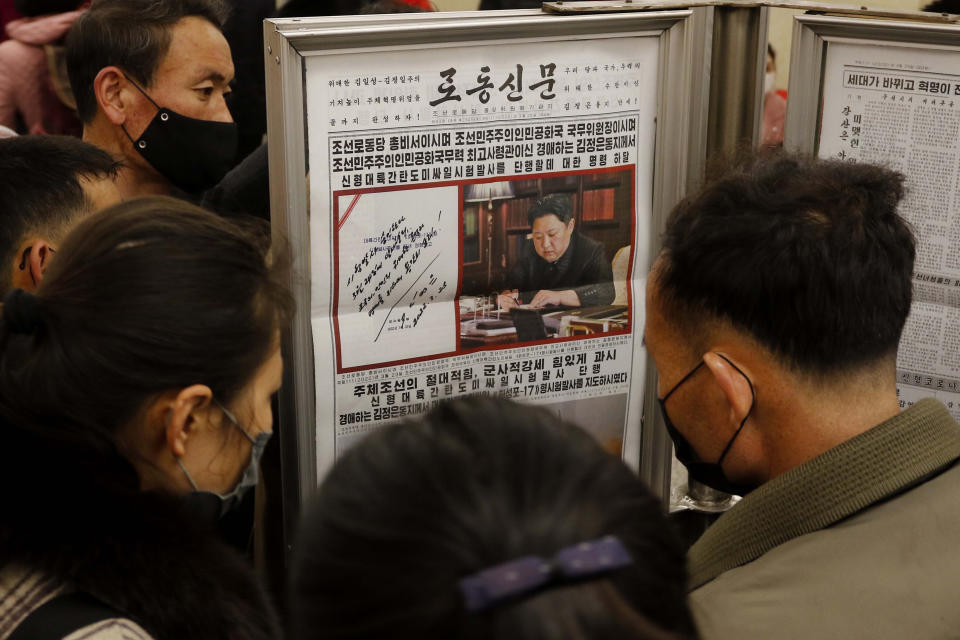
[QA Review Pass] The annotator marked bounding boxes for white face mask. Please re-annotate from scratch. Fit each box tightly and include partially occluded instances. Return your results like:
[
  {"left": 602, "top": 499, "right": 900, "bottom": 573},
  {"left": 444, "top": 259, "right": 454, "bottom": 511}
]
[{"left": 764, "top": 72, "right": 776, "bottom": 95}]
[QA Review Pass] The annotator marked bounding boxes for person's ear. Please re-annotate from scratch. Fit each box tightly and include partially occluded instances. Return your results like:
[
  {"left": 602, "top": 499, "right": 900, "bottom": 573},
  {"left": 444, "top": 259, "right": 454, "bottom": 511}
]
[
  {"left": 27, "top": 241, "right": 55, "bottom": 286},
  {"left": 703, "top": 352, "right": 754, "bottom": 427},
  {"left": 567, "top": 217, "right": 575, "bottom": 233},
  {"left": 11, "top": 240, "right": 55, "bottom": 291},
  {"left": 165, "top": 385, "right": 215, "bottom": 459},
  {"left": 94, "top": 66, "right": 133, "bottom": 126}
]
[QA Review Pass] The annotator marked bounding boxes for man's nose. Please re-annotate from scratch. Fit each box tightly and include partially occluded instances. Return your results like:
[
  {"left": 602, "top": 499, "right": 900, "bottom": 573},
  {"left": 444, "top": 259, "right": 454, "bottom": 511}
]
[{"left": 213, "top": 95, "right": 233, "bottom": 123}]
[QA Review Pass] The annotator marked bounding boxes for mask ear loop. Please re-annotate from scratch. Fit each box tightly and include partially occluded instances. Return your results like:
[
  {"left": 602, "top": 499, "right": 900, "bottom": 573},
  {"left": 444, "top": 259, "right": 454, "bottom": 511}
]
[
  {"left": 661, "top": 360, "right": 705, "bottom": 404},
  {"left": 119, "top": 72, "right": 163, "bottom": 149},
  {"left": 165, "top": 404, "right": 201, "bottom": 490},
  {"left": 120, "top": 71, "right": 161, "bottom": 108},
  {"left": 713, "top": 353, "right": 756, "bottom": 465},
  {"left": 212, "top": 397, "right": 256, "bottom": 445},
  {"left": 175, "top": 457, "right": 201, "bottom": 490}
]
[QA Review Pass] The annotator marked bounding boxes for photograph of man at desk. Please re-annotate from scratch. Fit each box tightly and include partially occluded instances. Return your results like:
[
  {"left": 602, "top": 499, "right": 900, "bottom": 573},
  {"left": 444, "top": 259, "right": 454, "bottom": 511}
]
[
  {"left": 460, "top": 173, "right": 633, "bottom": 348},
  {"left": 496, "top": 193, "right": 615, "bottom": 310}
]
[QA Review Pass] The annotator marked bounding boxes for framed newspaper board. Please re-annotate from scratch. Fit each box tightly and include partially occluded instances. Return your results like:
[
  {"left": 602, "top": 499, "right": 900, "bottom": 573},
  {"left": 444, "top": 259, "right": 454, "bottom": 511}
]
[
  {"left": 785, "top": 15, "right": 960, "bottom": 421},
  {"left": 265, "top": 8, "right": 710, "bottom": 534}
]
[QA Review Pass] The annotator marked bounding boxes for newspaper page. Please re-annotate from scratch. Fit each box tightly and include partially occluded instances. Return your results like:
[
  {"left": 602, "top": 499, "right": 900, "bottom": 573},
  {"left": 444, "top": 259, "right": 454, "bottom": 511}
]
[
  {"left": 304, "top": 35, "right": 659, "bottom": 481},
  {"left": 819, "top": 42, "right": 960, "bottom": 420}
]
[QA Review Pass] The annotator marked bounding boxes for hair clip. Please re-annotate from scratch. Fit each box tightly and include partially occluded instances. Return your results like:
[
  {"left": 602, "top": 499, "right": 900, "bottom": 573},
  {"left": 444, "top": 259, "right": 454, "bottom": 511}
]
[{"left": 459, "top": 535, "right": 632, "bottom": 614}]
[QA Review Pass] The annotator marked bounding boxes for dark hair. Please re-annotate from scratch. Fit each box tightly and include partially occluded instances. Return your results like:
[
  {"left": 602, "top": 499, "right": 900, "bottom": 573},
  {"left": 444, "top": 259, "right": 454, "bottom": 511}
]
[
  {"left": 0, "top": 135, "right": 121, "bottom": 294},
  {"left": 275, "top": 0, "right": 426, "bottom": 17},
  {"left": 767, "top": 43, "right": 775, "bottom": 60},
  {"left": 292, "top": 396, "right": 697, "bottom": 640},
  {"left": 13, "top": 0, "right": 82, "bottom": 17},
  {"left": 0, "top": 196, "right": 292, "bottom": 495},
  {"left": 479, "top": 0, "right": 543, "bottom": 8},
  {"left": 922, "top": 0, "right": 960, "bottom": 12},
  {"left": 358, "top": 0, "right": 429, "bottom": 13},
  {"left": 657, "top": 150, "right": 913, "bottom": 374},
  {"left": 527, "top": 193, "right": 574, "bottom": 226},
  {"left": 274, "top": 0, "right": 352, "bottom": 17},
  {"left": 66, "top": 0, "right": 230, "bottom": 123}
]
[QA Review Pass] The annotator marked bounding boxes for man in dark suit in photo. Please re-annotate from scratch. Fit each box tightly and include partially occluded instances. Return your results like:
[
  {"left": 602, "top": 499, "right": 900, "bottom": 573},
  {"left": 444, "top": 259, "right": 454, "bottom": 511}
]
[{"left": 497, "top": 194, "right": 615, "bottom": 310}]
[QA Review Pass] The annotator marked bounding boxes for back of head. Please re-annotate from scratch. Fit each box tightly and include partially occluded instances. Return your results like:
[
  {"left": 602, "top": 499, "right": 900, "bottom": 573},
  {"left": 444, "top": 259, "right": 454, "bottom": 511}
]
[
  {"left": 922, "top": 0, "right": 960, "bottom": 13},
  {"left": 276, "top": 0, "right": 425, "bottom": 17},
  {"left": 0, "top": 197, "right": 291, "bottom": 501},
  {"left": 13, "top": 0, "right": 82, "bottom": 17},
  {"left": 657, "top": 151, "right": 913, "bottom": 376},
  {"left": 66, "top": 0, "right": 230, "bottom": 123},
  {"left": 292, "top": 396, "right": 696, "bottom": 640},
  {"left": 0, "top": 135, "right": 120, "bottom": 294}
]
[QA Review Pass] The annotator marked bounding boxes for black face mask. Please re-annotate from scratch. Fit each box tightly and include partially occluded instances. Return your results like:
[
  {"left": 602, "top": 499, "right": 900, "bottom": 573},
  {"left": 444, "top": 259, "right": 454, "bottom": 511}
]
[
  {"left": 658, "top": 354, "right": 757, "bottom": 496},
  {"left": 121, "top": 75, "right": 238, "bottom": 194}
]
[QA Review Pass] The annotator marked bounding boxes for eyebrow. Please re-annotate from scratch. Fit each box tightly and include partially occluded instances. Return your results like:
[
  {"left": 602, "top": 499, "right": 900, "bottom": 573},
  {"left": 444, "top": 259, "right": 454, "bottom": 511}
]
[{"left": 192, "top": 67, "right": 233, "bottom": 85}]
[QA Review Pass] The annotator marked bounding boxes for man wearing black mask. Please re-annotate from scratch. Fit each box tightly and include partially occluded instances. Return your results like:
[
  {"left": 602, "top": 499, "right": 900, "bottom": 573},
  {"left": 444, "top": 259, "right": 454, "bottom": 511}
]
[
  {"left": 644, "top": 152, "right": 960, "bottom": 638},
  {"left": 66, "top": 0, "right": 237, "bottom": 199}
]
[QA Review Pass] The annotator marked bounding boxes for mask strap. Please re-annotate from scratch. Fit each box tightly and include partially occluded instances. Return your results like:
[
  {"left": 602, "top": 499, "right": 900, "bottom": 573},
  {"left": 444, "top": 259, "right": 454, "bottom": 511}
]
[
  {"left": 175, "top": 457, "right": 200, "bottom": 491},
  {"left": 212, "top": 397, "right": 256, "bottom": 444},
  {"left": 713, "top": 353, "right": 756, "bottom": 465},
  {"left": 120, "top": 71, "right": 161, "bottom": 109},
  {"left": 661, "top": 360, "right": 705, "bottom": 404},
  {"left": 119, "top": 72, "right": 161, "bottom": 149},
  {"left": 120, "top": 123, "right": 139, "bottom": 147}
]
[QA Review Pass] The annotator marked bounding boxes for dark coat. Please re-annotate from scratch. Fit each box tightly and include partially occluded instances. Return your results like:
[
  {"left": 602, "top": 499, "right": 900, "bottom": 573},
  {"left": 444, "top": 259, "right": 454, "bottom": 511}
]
[
  {"left": 0, "top": 432, "right": 280, "bottom": 640},
  {"left": 508, "top": 232, "right": 615, "bottom": 306}
]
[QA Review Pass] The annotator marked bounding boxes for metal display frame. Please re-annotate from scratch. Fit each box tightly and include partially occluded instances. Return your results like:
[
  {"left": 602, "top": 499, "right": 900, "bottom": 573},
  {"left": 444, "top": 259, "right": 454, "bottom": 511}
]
[
  {"left": 784, "top": 13, "right": 960, "bottom": 153},
  {"left": 264, "top": 8, "right": 713, "bottom": 551}
]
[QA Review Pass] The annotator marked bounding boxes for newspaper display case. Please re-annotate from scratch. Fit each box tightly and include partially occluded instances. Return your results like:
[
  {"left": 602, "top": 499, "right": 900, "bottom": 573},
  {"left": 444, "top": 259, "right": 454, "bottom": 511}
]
[
  {"left": 264, "top": 8, "right": 712, "bottom": 543},
  {"left": 785, "top": 15, "right": 960, "bottom": 426}
]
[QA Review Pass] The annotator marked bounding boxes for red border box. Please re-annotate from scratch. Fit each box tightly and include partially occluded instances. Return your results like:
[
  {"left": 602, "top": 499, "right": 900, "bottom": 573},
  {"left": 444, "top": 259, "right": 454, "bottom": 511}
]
[{"left": 332, "top": 165, "right": 636, "bottom": 374}]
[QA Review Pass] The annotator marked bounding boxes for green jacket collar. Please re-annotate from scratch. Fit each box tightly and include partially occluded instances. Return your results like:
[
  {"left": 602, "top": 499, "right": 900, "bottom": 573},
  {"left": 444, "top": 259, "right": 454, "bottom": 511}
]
[{"left": 687, "top": 398, "right": 960, "bottom": 590}]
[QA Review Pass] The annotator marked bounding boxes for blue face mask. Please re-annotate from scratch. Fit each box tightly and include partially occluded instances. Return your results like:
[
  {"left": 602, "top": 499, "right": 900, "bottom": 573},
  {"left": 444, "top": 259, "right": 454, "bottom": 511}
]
[
  {"left": 177, "top": 399, "right": 271, "bottom": 519},
  {"left": 658, "top": 354, "right": 757, "bottom": 496}
]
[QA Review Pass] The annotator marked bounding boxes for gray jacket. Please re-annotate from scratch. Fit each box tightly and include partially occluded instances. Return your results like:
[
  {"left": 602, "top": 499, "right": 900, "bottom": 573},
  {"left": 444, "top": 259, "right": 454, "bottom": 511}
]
[{"left": 688, "top": 398, "right": 960, "bottom": 639}]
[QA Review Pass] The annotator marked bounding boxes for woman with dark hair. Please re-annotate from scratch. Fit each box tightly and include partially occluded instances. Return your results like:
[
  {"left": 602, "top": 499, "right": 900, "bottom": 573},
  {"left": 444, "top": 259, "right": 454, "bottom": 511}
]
[
  {"left": 292, "top": 396, "right": 698, "bottom": 640},
  {"left": 0, "top": 197, "right": 291, "bottom": 639}
]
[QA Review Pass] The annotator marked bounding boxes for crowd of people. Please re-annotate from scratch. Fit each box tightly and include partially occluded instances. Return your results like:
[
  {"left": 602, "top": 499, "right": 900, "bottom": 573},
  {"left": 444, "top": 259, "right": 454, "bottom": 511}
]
[{"left": 1, "top": 0, "right": 960, "bottom": 639}]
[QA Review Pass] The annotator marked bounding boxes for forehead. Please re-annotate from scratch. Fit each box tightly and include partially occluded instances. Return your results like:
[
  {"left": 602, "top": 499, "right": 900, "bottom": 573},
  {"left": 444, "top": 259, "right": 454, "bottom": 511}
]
[
  {"left": 532, "top": 214, "right": 567, "bottom": 230},
  {"left": 153, "top": 16, "right": 234, "bottom": 86}
]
